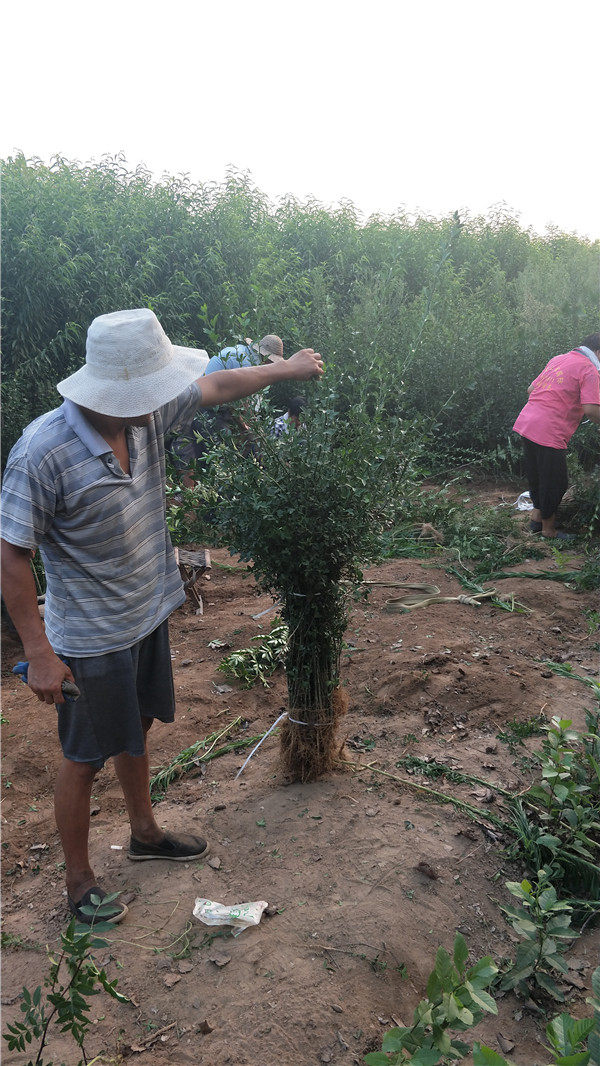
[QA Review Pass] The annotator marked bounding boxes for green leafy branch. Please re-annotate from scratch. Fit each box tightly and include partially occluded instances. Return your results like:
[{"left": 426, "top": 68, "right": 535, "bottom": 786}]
[
  {"left": 499, "top": 871, "right": 576, "bottom": 1002},
  {"left": 218, "top": 620, "right": 288, "bottom": 688},
  {"left": 149, "top": 718, "right": 280, "bottom": 801},
  {"left": 365, "top": 932, "right": 498, "bottom": 1065},
  {"left": 3, "top": 897, "right": 128, "bottom": 1066}
]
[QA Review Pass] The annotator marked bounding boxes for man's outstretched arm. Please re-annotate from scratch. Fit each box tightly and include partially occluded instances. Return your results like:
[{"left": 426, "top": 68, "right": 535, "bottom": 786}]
[
  {"left": 196, "top": 348, "right": 323, "bottom": 407},
  {"left": 1, "top": 539, "right": 74, "bottom": 704}
]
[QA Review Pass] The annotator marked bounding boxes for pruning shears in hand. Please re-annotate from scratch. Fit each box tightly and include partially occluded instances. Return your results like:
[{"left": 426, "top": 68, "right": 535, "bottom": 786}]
[{"left": 12, "top": 661, "right": 81, "bottom": 701}]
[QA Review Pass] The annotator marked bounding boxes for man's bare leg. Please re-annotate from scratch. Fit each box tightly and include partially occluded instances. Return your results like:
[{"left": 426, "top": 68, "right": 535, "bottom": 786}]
[
  {"left": 114, "top": 719, "right": 209, "bottom": 862},
  {"left": 113, "top": 717, "right": 164, "bottom": 844},
  {"left": 54, "top": 757, "right": 98, "bottom": 902}
]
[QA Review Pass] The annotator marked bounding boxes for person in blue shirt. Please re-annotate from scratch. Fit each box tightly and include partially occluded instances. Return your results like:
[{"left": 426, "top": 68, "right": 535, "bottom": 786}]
[
  {"left": 204, "top": 334, "right": 284, "bottom": 375},
  {"left": 169, "top": 335, "right": 285, "bottom": 479}
]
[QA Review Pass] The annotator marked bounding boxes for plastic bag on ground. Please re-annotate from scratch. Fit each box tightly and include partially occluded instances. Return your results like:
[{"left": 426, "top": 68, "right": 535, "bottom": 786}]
[
  {"left": 193, "top": 897, "right": 268, "bottom": 931},
  {"left": 514, "top": 491, "right": 533, "bottom": 511}
]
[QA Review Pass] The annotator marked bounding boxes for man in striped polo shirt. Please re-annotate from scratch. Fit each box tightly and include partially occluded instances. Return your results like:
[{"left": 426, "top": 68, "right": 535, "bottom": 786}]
[{"left": 1, "top": 308, "right": 323, "bottom": 924}]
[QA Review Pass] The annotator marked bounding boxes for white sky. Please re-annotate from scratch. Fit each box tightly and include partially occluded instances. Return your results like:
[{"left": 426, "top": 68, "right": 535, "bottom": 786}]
[{"left": 3, "top": 0, "right": 600, "bottom": 239}]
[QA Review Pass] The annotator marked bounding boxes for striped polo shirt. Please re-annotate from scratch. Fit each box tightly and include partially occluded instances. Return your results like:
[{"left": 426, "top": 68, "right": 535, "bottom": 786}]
[{"left": 1, "top": 384, "right": 202, "bottom": 656}]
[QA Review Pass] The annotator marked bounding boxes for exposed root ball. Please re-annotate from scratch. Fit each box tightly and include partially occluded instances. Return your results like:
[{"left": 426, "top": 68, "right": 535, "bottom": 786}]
[
  {"left": 331, "top": 685, "right": 349, "bottom": 719},
  {"left": 280, "top": 686, "right": 349, "bottom": 782}
]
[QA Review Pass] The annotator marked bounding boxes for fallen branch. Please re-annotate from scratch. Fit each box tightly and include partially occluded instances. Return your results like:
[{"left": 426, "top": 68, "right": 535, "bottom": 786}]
[
  {"left": 128, "top": 1022, "right": 177, "bottom": 1054},
  {"left": 150, "top": 719, "right": 272, "bottom": 800},
  {"left": 351, "top": 761, "right": 511, "bottom": 832},
  {"left": 395, "top": 755, "right": 515, "bottom": 798}
]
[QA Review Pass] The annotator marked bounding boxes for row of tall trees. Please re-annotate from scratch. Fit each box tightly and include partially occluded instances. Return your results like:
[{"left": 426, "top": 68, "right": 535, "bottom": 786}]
[{"left": 2, "top": 153, "right": 599, "bottom": 463}]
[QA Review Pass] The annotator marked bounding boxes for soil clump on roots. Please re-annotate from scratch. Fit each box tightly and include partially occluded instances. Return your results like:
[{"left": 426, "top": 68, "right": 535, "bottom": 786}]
[{"left": 281, "top": 685, "right": 349, "bottom": 781}]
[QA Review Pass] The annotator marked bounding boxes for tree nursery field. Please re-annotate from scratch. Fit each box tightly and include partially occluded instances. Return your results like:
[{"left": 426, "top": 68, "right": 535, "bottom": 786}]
[
  {"left": 2, "top": 482, "right": 600, "bottom": 1065},
  {"left": 1, "top": 157, "right": 599, "bottom": 1065}
]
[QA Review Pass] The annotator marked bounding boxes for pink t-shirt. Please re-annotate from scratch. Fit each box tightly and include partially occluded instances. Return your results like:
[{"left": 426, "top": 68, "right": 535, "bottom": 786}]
[{"left": 513, "top": 349, "right": 600, "bottom": 449}]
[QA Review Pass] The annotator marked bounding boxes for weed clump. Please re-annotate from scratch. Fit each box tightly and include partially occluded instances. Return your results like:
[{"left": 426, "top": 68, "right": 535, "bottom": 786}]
[{"left": 218, "top": 620, "right": 288, "bottom": 688}]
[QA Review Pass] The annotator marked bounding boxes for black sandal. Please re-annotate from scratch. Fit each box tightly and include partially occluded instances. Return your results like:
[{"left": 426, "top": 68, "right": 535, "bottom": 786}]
[
  {"left": 541, "top": 531, "right": 576, "bottom": 541},
  {"left": 67, "top": 886, "right": 128, "bottom": 925}
]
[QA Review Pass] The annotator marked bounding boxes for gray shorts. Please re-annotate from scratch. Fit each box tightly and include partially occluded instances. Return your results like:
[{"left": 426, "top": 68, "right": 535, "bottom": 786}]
[{"left": 57, "top": 621, "right": 175, "bottom": 769}]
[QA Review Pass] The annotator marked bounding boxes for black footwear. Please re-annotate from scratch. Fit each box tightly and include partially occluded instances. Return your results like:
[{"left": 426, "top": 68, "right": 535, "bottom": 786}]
[
  {"left": 529, "top": 520, "right": 542, "bottom": 533},
  {"left": 128, "top": 831, "right": 210, "bottom": 862},
  {"left": 541, "top": 530, "right": 576, "bottom": 541},
  {"left": 68, "top": 886, "right": 128, "bottom": 925}
]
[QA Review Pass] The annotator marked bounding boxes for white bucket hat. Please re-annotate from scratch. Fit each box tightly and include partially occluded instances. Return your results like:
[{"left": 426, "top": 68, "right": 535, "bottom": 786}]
[{"left": 56, "top": 308, "right": 210, "bottom": 417}]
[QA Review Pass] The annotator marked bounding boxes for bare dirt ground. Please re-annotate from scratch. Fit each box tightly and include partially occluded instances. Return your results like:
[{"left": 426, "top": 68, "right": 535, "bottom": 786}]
[{"left": 2, "top": 481, "right": 599, "bottom": 1066}]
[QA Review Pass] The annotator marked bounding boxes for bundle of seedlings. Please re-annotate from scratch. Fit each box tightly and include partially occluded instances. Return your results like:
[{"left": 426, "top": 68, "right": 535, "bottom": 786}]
[{"left": 203, "top": 396, "right": 409, "bottom": 780}]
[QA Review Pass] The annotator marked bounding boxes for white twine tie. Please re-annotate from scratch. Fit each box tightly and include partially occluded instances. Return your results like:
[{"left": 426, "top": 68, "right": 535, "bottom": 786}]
[{"left": 235, "top": 712, "right": 312, "bottom": 779}]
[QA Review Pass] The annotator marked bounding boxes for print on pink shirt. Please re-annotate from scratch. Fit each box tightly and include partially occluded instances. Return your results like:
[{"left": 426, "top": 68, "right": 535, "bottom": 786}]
[
  {"left": 535, "top": 367, "right": 563, "bottom": 392},
  {"left": 513, "top": 349, "right": 600, "bottom": 449}
]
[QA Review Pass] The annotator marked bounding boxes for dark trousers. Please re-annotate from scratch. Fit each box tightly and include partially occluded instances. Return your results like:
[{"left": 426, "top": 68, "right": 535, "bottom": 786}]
[{"left": 521, "top": 437, "right": 568, "bottom": 520}]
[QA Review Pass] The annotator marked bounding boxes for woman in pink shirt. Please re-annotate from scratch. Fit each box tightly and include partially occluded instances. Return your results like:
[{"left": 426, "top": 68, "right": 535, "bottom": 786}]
[{"left": 513, "top": 332, "right": 600, "bottom": 539}]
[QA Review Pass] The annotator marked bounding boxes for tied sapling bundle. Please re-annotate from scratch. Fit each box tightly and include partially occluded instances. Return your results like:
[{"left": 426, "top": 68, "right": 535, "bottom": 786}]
[
  {"left": 204, "top": 398, "right": 407, "bottom": 780},
  {"left": 196, "top": 229, "right": 452, "bottom": 780}
]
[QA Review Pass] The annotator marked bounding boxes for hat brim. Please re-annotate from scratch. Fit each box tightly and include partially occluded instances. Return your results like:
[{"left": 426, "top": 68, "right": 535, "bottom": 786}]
[{"left": 56, "top": 345, "right": 210, "bottom": 417}]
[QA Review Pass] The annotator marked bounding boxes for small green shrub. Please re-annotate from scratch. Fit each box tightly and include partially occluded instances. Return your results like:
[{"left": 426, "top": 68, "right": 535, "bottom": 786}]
[
  {"left": 2, "top": 897, "right": 128, "bottom": 1065},
  {"left": 364, "top": 934, "right": 498, "bottom": 1066},
  {"left": 507, "top": 710, "right": 600, "bottom": 902},
  {"left": 499, "top": 871, "right": 576, "bottom": 1002},
  {"left": 204, "top": 397, "right": 408, "bottom": 779}
]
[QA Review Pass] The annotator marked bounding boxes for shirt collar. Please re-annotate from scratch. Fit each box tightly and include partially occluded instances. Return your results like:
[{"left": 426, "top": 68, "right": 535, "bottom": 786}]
[
  {"left": 577, "top": 346, "right": 600, "bottom": 372},
  {"left": 61, "top": 399, "right": 112, "bottom": 457}
]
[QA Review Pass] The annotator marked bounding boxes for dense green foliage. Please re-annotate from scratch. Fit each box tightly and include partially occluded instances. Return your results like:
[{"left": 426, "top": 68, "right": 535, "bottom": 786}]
[
  {"left": 3, "top": 154, "right": 599, "bottom": 469},
  {"left": 365, "top": 930, "right": 600, "bottom": 1066},
  {"left": 198, "top": 399, "right": 405, "bottom": 778}
]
